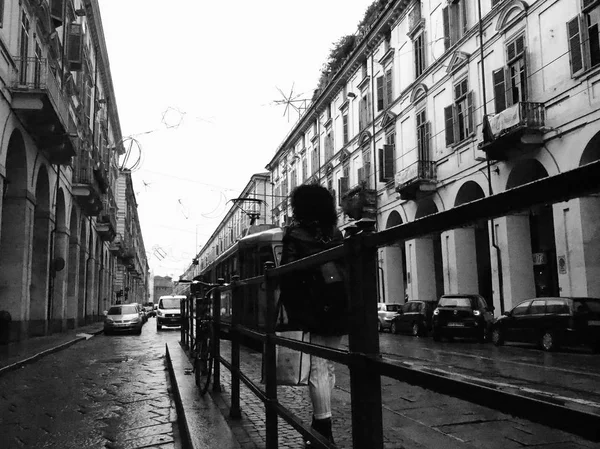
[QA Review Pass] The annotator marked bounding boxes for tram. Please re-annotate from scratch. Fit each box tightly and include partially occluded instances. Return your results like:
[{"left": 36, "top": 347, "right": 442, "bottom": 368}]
[{"left": 196, "top": 225, "right": 284, "bottom": 336}]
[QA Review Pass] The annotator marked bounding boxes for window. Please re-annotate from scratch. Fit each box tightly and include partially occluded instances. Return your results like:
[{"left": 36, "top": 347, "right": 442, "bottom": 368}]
[
  {"left": 416, "top": 108, "right": 431, "bottom": 161},
  {"left": 311, "top": 146, "right": 319, "bottom": 175},
  {"left": 568, "top": 3, "right": 600, "bottom": 76},
  {"left": 324, "top": 131, "right": 334, "bottom": 161},
  {"left": 379, "top": 132, "right": 395, "bottom": 182},
  {"left": 414, "top": 33, "right": 426, "bottom": 77},
  {"left": 529, "top": 300, "right": 546, "bottom": 314},
  {"left": 359, "top": 92, "right": 372, "bottom": 130},
  {"left": 359, "top": 150, "right": 372, "bottom": 188},
  {"left": 343, "top": 114, "right": 349, "bottom": 144},
  {"left": 511, "top": 301, "right": 531, "bottom": 316},
  {"left": 338, "top": 165, "right": 349, "bottom": 206},
  {"left": 492, "top": 35, "right": 527, "bottom": 113},
  {"left": 301, "top": 156, "right": 307, "bottom": 181},
  {"left": 546, "top": 299, "right": 569, "bottom": 314},
  {"left": 444, "top": 78, "right": 474, "bottom": 146},
  {"left": 19, "top": 12, "right": 30, "bottom": 85},
  {"left": 443, "top": 0, "right": 468, "bottom": 50},
  {"left": 376, "top": 68, "right": 394, "bottom": 111},
  {"left": 290, "top": 167, "right": 297, "bottom": 191}
]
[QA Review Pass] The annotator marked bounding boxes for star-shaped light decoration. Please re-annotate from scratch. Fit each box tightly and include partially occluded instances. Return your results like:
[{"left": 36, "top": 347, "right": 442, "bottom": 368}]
[{"left": 161, "top": 106, "right": 185, "bottom": 129}]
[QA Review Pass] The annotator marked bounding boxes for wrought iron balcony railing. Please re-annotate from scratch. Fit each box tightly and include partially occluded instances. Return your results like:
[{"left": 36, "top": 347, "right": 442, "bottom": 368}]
[{"left": 395, "top": 160, "right": 436, "bottom": 200}]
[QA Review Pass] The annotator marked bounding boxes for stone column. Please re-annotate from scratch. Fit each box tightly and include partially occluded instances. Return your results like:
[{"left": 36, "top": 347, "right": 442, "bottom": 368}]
[
  {"left": 85, "top": 257, "right": 96, "bottom": 323},
  {"left": 405, "top": 237, "right": 436, "bottom": 302},
  {"left": 52, "top": 225, "right": 70, "bottom": 333},
  {"left": 553, "top": 197, "right": 600, "bottom": 297},
  {"left": 494, "top": 215, "right": 535, "bottom": 310},
  {"left": 441, "top": 227, "right": 479, "bottom": 295},
  {"left": 381, "top": 244, "right": 405, "bottom": 303}
]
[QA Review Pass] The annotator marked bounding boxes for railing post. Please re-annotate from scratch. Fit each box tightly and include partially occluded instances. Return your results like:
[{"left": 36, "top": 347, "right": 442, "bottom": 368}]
[
  {"left": 212, "top": 279, "right": 223, "bottom": 393},
  {"left": 345, "top": 220, "right": 383, "bottom": 449},
  {"left": 230, "top": 275, "right": 242, "bottom": 419},
  {"left": 264, "top": 261, "right": 278, "bottom": 449}
]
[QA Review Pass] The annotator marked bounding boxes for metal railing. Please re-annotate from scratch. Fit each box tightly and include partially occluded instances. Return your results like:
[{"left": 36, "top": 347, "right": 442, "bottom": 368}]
[{"left": 181, "top": 159, "right": 600, "bottom": 447}]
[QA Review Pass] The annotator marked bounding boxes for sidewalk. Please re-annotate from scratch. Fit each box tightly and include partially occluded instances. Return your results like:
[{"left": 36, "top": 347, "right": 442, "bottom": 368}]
[{"left": 3, "top": 327, "right": 597, "bottom": 449}]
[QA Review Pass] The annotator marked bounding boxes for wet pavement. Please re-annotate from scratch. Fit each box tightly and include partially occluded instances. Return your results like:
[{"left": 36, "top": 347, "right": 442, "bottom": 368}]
[
  {"left": 0, "top": 318, "right": 183, "bottom": 449},
  {"left": 2, "top": 320, "right": 599, "bottom": 449}
]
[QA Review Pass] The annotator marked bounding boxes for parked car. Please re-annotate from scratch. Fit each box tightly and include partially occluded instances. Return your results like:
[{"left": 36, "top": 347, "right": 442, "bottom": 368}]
[
  {"left": 156, "top": 295, "right": 186, "bottom": 330},
  {"left": 390, "top": 300, "right": 436, "bottom": 336},
  {"left": 377, "top": 302, "right": 402, "bottom": 332},
  {"left": 432, "top": 294, "right": 494, "bottom": 342},
  {"left": 104, "top": 304, "right": 143, "bottom": 335},
  {"left": 491, "top": 297, "right": 600, "bottom": 352},
  {"left": 143, "top": 303, "right": 155, "bottom": 318},
  {"left": 132, "top": 302, "right": 148, "bottom": 323}
]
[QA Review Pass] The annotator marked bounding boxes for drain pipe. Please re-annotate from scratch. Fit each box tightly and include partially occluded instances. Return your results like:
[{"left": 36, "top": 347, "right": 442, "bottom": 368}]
[{"left": 478, "top": 0, "right": 504, "bottom": 314}]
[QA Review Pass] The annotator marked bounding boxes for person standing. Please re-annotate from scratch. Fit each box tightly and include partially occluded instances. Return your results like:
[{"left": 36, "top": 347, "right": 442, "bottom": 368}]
[{"left": 279, "top": 184, "right": 350, "bottom": 446}]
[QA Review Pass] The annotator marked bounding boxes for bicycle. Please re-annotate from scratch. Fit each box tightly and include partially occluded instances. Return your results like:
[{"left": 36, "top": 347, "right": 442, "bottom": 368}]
[{"left": 190, "top": 280, "right": 220, "bottom": 396}]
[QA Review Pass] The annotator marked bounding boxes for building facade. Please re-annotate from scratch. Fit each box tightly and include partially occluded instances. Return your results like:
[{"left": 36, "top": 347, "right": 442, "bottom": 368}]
[
  {"left": 153, "top": 275, "right": 174, "bottom": 302},
  {"left": 178, "top": 173, "right": 273, "bottom": 285},
  {"left": 0, "top": 0, "right": 147, "bottom": 342},
  {"left": 263, "top": 0, "right": 600, "bottom": 314}
]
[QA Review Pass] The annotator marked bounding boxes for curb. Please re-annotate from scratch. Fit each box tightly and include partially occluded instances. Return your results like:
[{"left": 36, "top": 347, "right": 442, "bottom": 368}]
[{"left": 0, "top": 328, "right": 105, "bottom": 377}]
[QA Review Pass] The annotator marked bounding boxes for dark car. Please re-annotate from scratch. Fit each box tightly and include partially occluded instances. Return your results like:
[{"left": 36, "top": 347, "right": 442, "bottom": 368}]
[
  {"left": 432, "top": 294, "right": 494, "bottom": 342},
  {"left": 390, "top": 300, "right": 435, "bottom": 337},
  {"left": 491, "top": 297, "right": 600, "bottom": 352}
]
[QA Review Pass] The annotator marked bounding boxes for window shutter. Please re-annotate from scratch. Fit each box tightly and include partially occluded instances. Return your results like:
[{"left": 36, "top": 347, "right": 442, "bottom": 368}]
[
  {"left": 442, "top": 6, "right": 450, "bottom": 50},
  {"left": 376, "top": 76, "right": 384, "bottom": 111},
  {"left": 444, "top": 105, "right": 455, "bottom": 146},
  {"left": 358, "top": 167, "right": 364, "bottom": 184},
  {"left": 493, "top": 68, "right": 506, "bottom": 113},
  {"left": 367, "top": 93, "right": 372, "bottom": 122},
  {"left": 50, "top": 0, "right": 64, "bottom": 27},
  {"left": 386, "top": 68, "right": 393, "bottom": 106},
  {"left": 567, "top": 16, "right": 584, "bottom": 75},
  {"left": 67, "top": 23, "right": 83, "bottom": 72},
  {"left": 466, "top": 91, "right": 474, "bottom": 136},
  {"left": 378, "top": 147, "right": 385, "bottom": 182},
  {"left": 505, "top": 66, "right": 515, "bottom": 107},
  {"left": 423, "top": 122, "right": 431, "bottom": 161},
  {"left": 384, "top": 144, "right": 395, "bottom": 180},
  {"left": 365, "top": 162, "right": 372, "bottom": 188}
]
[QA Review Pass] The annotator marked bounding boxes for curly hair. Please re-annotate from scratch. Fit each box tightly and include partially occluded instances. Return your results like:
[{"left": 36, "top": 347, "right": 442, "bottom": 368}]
[{"left": 290, "top": 184, "right": 337, "bottom": 228}]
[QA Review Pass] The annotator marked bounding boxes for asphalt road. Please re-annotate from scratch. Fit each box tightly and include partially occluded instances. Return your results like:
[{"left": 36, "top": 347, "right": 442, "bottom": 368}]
[{"left": 0, "top": 317, "right": 183, "bottom": 449}]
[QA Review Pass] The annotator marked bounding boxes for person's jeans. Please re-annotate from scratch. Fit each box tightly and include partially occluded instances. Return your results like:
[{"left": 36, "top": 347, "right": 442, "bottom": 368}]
[{"left": 308, "top": 334, "right": 343, "bottom": 419}]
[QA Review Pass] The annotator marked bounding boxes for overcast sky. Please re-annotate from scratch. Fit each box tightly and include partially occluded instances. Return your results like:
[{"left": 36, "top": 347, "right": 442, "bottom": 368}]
[{"left": 98, "top": 1, "right": 375, "bottom": 278}]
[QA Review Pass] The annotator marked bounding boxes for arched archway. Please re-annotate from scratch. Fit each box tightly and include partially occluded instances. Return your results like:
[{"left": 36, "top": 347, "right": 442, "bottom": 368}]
[
  {"left": 406, "top": 198, "right": 443, "bottom": 302},
  {"left": 446, "top": 181, "right": 493, "bottom": 302},
  {"left": 0, "top": 130, "right": 30, "bottom": 341},
  {"left": 382, "top": 210, "right": 407, "bottom": 306},
  {"left": 580, "top": 131, "right": 600, "bottom": 165},
  {"left": 505, "top": 160, "right": 558, "bottom": 301},
  {"left": 30, "top": 165, "right": 52, "bottom": 336}
]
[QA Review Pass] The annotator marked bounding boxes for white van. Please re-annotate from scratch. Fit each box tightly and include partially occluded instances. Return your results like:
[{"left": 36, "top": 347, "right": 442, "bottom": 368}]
[{"left": 156, "top": 295, "right": 186, "bottom": 330}]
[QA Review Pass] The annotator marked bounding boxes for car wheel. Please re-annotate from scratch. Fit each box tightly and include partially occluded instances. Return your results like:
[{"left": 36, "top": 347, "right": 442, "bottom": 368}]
[
  {"left": 541, "top": 331, "right": 557, "bottom": 351},
  {"left": 491, "top": 328, "right": 504, "bottom": 346},
  {"left": 411, "top": 322, "right": 421, "bottom": 337},
  {"left": 157, "top": 323, "right": 162, "bottom": 331},
  {"left": 391, "top": 322, "right": 398, "bottom": 335}
]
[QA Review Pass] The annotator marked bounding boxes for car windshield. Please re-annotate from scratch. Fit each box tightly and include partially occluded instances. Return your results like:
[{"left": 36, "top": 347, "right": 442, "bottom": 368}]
[
  {"left": 386, "top": 304, "right": 401, "bottom": 312},
  {"left": 108, "top": 305, "right": 137, "bottom": 315},
  {"left": 160, "top": 298, "right": 181, "bottom": 309},
  {"left": 438, "top": 296, "right": 474, "bottom": 308},
  {"left": 573, "top": 298, "right": 600, "bottom": 313}
]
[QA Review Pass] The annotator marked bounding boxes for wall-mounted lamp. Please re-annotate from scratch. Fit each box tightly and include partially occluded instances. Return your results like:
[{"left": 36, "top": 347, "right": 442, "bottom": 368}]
[{"left": 347, "top": 92, "right": 357, "bottom": 99}]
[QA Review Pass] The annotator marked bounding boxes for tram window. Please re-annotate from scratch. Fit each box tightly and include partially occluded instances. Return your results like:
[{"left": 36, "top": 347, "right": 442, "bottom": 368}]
[{"left": 274, "top": 245, "right": 283, "bottom": 265}]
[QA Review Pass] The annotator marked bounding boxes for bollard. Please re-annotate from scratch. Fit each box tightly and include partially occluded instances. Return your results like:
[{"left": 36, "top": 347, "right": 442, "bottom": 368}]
[
  {"left": 180, "top": 299, "right": 187, "bottom": 348},
  {"left": 264, "top": 261, "right": 278, "bottom": 449},
  {"left": 345, "top": 221, "right": 384, "bottom": 449},
  {"left": 229, "top": 275, "right": 242, "bottom": 419}
]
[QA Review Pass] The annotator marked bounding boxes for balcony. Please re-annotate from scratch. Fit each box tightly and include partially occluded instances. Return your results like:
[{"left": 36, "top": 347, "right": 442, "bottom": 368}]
[
  {"left": 97, "top": 200, "right": 117, "bottom": 242},
  {"left": 9, "top": 57, "right": 77, "bottom": 165},
  {"left": 109, "top": 233, "right": 124, "bottom": 256},
  {"left": 395, "top": 160, "right": 436, "bottom": 200},
  {"left": 72, "top": 154, "right": 103, "bottom": 216},
  {"left": 479, "top": 102, "right": 545, "bottom": 160}
]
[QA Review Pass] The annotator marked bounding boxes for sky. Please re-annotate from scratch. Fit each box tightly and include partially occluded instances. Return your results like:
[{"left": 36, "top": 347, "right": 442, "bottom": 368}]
[{"left": 98, "top": 1, "right": 375, "bottom": 278}]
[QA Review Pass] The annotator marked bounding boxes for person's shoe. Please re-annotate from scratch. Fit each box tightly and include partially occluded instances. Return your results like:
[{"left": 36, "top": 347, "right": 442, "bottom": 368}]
[{"left": 309, "top": 416, "right": 334, "bottom": 444}]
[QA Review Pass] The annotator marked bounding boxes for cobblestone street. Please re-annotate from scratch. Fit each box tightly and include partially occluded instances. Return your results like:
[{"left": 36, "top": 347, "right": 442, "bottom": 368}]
[{"left": 0, "top": 319, "right": 183, "bottom": 449}]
